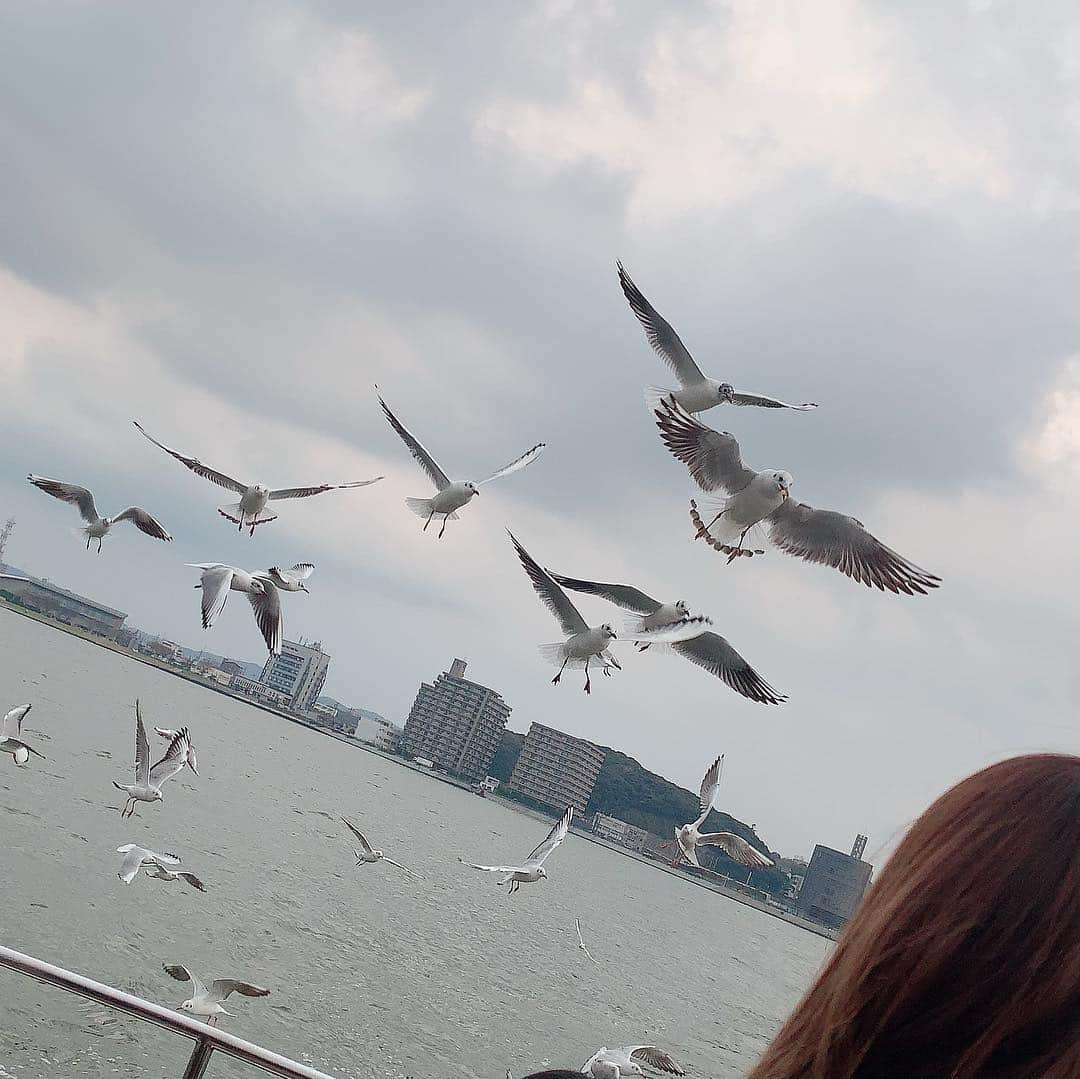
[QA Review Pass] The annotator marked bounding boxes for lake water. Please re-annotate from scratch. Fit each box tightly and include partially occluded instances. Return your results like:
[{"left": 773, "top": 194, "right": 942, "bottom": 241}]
[{"left": 0, "top": 607, "right": 830, "bottom": 1078}]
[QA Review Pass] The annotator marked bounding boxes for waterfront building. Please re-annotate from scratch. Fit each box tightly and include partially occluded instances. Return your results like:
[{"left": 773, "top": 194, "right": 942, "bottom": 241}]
[
  {"left": 403, "top": 658, "right": 510, "bottom": 782},
  {"left": 590, "top": 811, "right": 649, "bottom": 851},
  {"left": 508, "top": 722, "right": 605, "bottom": 814},
  {"left": 353, "top": 714, "right": 401, "bottom": 752},
  {"left": 259, "top": 639, "right": 330, "bottom": 714},
  {"left": 797, "top": 836, "right": 874, "bottom": 929},
  {"left": 229, "top": 675, "right": 291, "bottom": 708},
  {"left": 0, "top": 575, "right": 127, "bottom": 638}
]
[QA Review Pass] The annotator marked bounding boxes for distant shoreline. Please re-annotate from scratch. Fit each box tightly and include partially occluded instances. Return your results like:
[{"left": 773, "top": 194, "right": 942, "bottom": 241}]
[{"left": 0, "top": 597, "right": 837, "bottom": 943}]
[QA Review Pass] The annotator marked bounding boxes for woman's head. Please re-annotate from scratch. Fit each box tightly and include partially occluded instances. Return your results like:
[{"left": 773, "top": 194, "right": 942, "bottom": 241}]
[{"left": 749, "top": 753, "right": 1080, "bottom": 1079}]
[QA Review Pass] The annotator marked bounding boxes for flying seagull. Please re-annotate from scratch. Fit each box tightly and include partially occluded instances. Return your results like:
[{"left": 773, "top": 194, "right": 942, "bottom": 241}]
[
  {"left": 133, "top": 420, "right": 382, "bottom": 536},
  {"left": 377, "top": 388, "right": 545, "bottom": 538},
  {"left": 548, "top": 572, "right": 785, "bottom": 705},
  {"left": 186, "top": 563, "right": 294, "bottom": 655},
  {"left": 162, "top": 964, "right": 269, "bottom": 1026},
  {"left": 654, "top": 397, "right": 941, "bottom": 594},
  {"left": 0, "top": 704, "right": 45, "bottom": 765},
  {"left": 509, "top": 533, "right": 705, "bottom": 693},
  {"left": 263, "top": 563, "right": 315, "bottom": 593},
  {"left": 340, "top": 818, "right": 417, "bottom": 876},
  {"left": 581, "top": 1045, "right": 686, "bottom": 1077},
  {"left": 618, "top": 261, "right": 816, "bottom": 414},
  {"left": 153, "top": 727, "right": 199, "bottom": 777},
  {"left": 27, "top": 475, "right": 171, "bottom": 552},
  {"left": 116, "top": 846, "right": 206, "bottom": 891},
  {"left": 674, "top": 754, "right": 772, "bottom": 870},
  {"left": 112, "top": 701, "right": 192, "bottom": 817},
  {"left": 460, "top": 805, "right": 574, "bottom": 894},
  {"left": 575, "top": 919, "right": 599, "bottom": 964}
]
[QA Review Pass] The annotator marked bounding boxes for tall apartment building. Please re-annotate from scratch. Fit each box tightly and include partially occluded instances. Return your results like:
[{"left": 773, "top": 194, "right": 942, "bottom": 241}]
[
  {"left": 508, "top": 722, "right": 605, "bottom": 814},
  {"left": 403, "top": 658, "right": 510, "bottom": 781},
  {"left": 259, "top": 638, "right": 330, "bottom": 714},
  {"left": 797, "top": 837, "right": 874, "bottom": 929}
]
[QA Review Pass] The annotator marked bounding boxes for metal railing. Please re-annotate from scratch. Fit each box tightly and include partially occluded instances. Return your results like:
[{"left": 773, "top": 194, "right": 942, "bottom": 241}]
[{"left": 0, "top": 944, "right": 337, "bottom": 1079}]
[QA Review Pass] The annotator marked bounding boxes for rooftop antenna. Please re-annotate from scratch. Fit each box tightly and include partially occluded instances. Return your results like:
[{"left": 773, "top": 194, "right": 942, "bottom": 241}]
[{"left": 0, "top": 517, "right": 15, "bottom": 567}]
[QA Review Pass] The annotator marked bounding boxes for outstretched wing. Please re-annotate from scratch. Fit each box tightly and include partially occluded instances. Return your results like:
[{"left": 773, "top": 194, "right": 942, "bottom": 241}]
[
  {"left": 697, "top": 754, "right": 724, "bottom": 824},
  {"left": 1, "top": 704, "right": 31, "bottom": 739},
  {"left": 731, "top": 391, "right": 817, "bottom": 411},
  {"left": 134, "top": 702, "right": 150, "bottom": 787},
  {"left": 653, "top": 398, "right": 755, "bottom": 494},
  {"left": 459, "top": 858, "right": 521, "bottom": 874},
  {"left": 117, "top": 846, "right": 147, "bottom": 883},
  {"left": 547, "top": 574, "right": 661, "bottom": 616},
  {"left": 271, "top": 562, "right": 315, "bottom": 586},
  {"left": 210, "top": 979, "right": 269, "bottom": 1001},
  {"left": 112, "top": 507, "right": 172, "bottom": 542},
  {"left": 247, "top": 580, "right": 283, "bottom": 655},
  {"left": 27, "top": 476, "right": 98, "bottom": 521},
  {"left": 696, "top": 832, "right": 773, "bottom": 867},
  {"left": 177, "top": 872, "right": 207, "bottom": 892},
  {"left": 525, "top": 805, "right": 574, "bottom": 867},
  {"left": 162, "top": 963, "right": 207, "bottom": 998},
  {"left": 133, "top": 421, "right": 248, "bottom": 493},
  {"left": 268, "top": 479, "right": 383, "bottom": 500},
  {"left": 149, "top": 728, "right": 191, "bottom": 786},
  {"left": 671, "top": 633, "right": 786, "bottom": 705},
  {"left": 189, "top": 564, "right": 234, "bottom": 629},
  {"left": 340, "top": 817, "right": 374, "bottom": 856},
  {"left": 767, "top": 500, "right": 941, "bottom": 596},
  {"left": 377, "top": 390, "right": 451, "bottom": 491},
  {"left": 476, "top": 443, "right": 546, "bottom": 486},
  {"left": 617, "top": 262, "right": 705, "bottom": 388},
  {"left": 626, "top": 1046, "right": 686, "bottom": 1075},
  {"left": 508, "top": 532, "right": 588, "bottom": 636}
]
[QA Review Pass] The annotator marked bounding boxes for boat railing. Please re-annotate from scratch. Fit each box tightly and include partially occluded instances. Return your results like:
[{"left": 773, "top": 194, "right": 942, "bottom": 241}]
[{"left": 0, "top": 943, "right": 337, "bottom": 1079}]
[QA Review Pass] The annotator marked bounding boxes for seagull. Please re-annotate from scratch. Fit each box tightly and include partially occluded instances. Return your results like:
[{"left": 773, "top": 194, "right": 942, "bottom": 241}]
[
  {"left": 548, "top": 572, "right": 785, "bottom": 705},
  {"left": 162, "top": 964, "right": 269, "bottom": 1026},
  {"left": 133, "top": 420, "right": 382, "bottom": 536},
  {"left": 0, "top": 704, "right": 45, "bottom": 764},
  {"left": 581, "top": 1045, "right": 686, "bottom": 1077},
  {"left": 116, "top": 845, "right": 206, "bottom": 891},
  {"left": 575, "top": 919, "right": 599, "bottom": 964},
  {"left": 27, "top": 475, "right": 171, "bottom": 553},
  {"left": 340, "top": 818, "right": 417, "bottom": 876},
  {"left": 674, "top": 754, "right": 772, "bottom": 870},
  {"left": 618, "top": 261, "right": 816, "bottom": 415},
  {"left": 377, "top": 388, "right": 545, "bottom": 538},
  {"left": 153, "top": 727, "right": 199, "bottom": 776},
  {"left": 509, "top": 532, "right": 705, "bottom": 694},
  {"left": 460, "top": 805, "right": 574, "bottom": 894},
  {"left": 654, "top": 397, "right": 941, "bottom": 594},
  {"left": 186, "top": 564, "right": 289, "bottom": 655},
  {"left": 112, "top": 701, "right": 192, "bottom": 817},
  {"left": 263, "top": 563, "right": 315, "bottom": 593}
]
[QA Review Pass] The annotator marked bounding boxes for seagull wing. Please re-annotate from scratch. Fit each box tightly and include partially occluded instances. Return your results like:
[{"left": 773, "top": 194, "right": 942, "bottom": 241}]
[
  {"left": 112, "top": 507, "right": 172, "bottom": 542},
  {"left": 154, "top": 727, "right": 178, "bottom": 739},
  {"left": 1, "top": 704, "right": 31, "bottom": 739},
  {"left": 547, "top": 574, "right": 661, "bottom": 616},
  {"left": 246, "top": 579, "right": 283, "bottom": 655},
  {"left": 671, "top": 632, "right": 786, "bottom": 705},
  {"left": 340, "top": 817, "right": 375, "bottom": 856},
  {"left": 177, "top": 872, "right": 207, "bottom": 892},
  {"left": 133, "top": 421, "right": 248, "bottom": 493},
  {"left": 381, "top": 857, "right": 417, "bottom": 876},
  {"left": 134, "top": 702, "right": 151, "bottom": 787},
  {"left": 696, "top": 754, "right": 724, "bottom": 825},
  {"left": 117, "top": 847, "right": 147, "bottom": 883},
  {"left": 626, "top": 1046, "right": 686, "bottom": 1075},
  {"left": 27, "top": 476, "right": 98, "bottom": 521},
  {"left": 377, "top": 391, "right": 451, "bottom": 491},
  {"left": 476, "top": 443, "right": 546, "bottom": 486},
  {"left": 210, "top": 979, "right": 270, "bottom": 1001},
  {"left": 147, "top": 850, "right": 183, "bottom": 867},
  {"left": 617, "top": 262, "right": 705, "bottom": 387},
  {"left": 268, "top": 479, "right": 383, "bottom": 500},
  {"left": 653, "top": 398, "right": 756, "bottom": 493},
  {"left": 767, "top": 500, "right": 941, "bottom": 596},
  {"left": 149, "top": 728, "right": 191, "bottom": 786},
  {"left": 163, "top": 964, "right": 207, "bottom": 998},
  {"left": 459, "top": 859, "right": 522, "bottom": 874},
  {"left": 731, "top": 391, "right": 818, "bottom": 411},
  {"left": 525, "top": 805, "right": 574, "bottom": 867},
  {"left": 508, "top": 532, "right": 588, "bottom": 636},
  {"left": 696, "top": 832, "right": 774, "bottom": 867},
  {"left": 280, "top": 562, "right": 316, "bottom": 583},
  {"left": 190, "top": 565, "right": 234, "bottom": 629}
]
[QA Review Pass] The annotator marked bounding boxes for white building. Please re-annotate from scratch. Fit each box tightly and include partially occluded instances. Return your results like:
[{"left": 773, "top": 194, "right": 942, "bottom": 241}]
[
  {"left": 354, "top": 715, "right": 400, "bottom": 752},
  {"left": 259, "top": 639, "right": 330, "bottom": 714}
]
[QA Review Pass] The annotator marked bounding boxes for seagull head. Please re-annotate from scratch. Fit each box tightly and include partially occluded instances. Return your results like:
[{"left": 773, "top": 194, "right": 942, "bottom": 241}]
[
  {"left": 299, "top": 582, "right": 310, "bottom": 593},
  {"left": 718, "top": 382, "right": 735, "bottom": 403},
  {"left": 178, "top": 999, "right": 195, "bottom": 1012},
  {"left": 774, "top": 471, "right": 793, "bottom": 498},
  {"left": 537, "top": 867, "right": 548, "bottom": 880},
  {"left": 674, "top": 600, "right": 689, "bottom": 616},
  {"left": 465, "top": 481, "right": 479, "bottom": 497},
  {"left": 253, "top": 484, "right": 269, "bottom": 495},
  {"left": 601, "top": 623, "right": 616, "bottom": 641}
]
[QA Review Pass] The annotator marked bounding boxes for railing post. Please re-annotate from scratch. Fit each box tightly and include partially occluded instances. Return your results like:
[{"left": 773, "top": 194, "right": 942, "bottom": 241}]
[{"left": 182, "top": 1036, "right": 215, "bottom": 1079}]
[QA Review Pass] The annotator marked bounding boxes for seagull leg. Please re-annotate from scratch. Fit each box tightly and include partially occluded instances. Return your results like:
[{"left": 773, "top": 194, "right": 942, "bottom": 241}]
[
  {"left": 97, "top": 537, "right": 103, "bottom": 553},
  {"left": 423, "top": 512, "right": 434, "bottom": 532},
  {"left": 726, "top": 527, "right": 751, "bottom": 565},
  {"left": 696, "top": 509, "right": 726, "bottom": 539},
  {"left": 438, "top": 514, "right": 449, "bottom": 539},
  {"left": 583, "top": 658, "right": 591, "bottom": 695},
  {"left": 237, "top": 512, "right": 244, "bottom": 533},
  {"left": 552, "top": 656, "right": 568, "bottom": 686},
  {"left": 85, "top": 534, "right": 91, "bottom": 551}
]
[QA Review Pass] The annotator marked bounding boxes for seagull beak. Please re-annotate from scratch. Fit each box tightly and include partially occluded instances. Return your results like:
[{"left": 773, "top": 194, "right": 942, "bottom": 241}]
[{"left": 781, "top": 487, "right": 789, "bottom": 499}]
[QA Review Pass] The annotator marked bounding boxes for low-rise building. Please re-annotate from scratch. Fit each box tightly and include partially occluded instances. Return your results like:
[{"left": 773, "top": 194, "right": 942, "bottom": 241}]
[
  {"left": 590, "top": 811, "right": 649, "bottom": 851},
  {"left": 353, "top": 715, "right": 401, "bottom": 752},
  {"left": 0, "top": 575, "right": 127, "bottom": 638},
  {"left": 797, "top": 838, "right": 874, "bottom": 929},
  {"left": 229, "top": 675, "right": 291, "bottom": 709}
]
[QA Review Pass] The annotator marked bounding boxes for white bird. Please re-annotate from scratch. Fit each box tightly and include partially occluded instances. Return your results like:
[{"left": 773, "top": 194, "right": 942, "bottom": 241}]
[
  {"left": 674, "top": 754, "right": 773, "bottom": 870},
  {"left": 153, "top": 727, "right": 199, "bottom": 776},
  {"left": 509, "top": 532, "right": 705, "bottom": 694},
  {"left": 461, "top": 805, "right": 574, "bottom": 894},
  {"left": 162, "top": 964, "right": 269, "bottom": 1026},
  {"left": 378, "top": 388, "right": 545, "bottom": 539},
  {"left": 133, "top": 420, "right": 382, "bottom": 536},
  {"left": 115, "top": 845, "right": 206, "bottom": 891},
  {"left": 582, "top": 1045, "right": 685, "bottom": 1077},
  {"left": 112, "top": 701, "right": 192, "bottom": 817},
  {"left": 340, "top": 818, "right": 417, "bottom": 875},
  {"left": 548, "top": 572, "right": 785, "bottom": 705},
  {"left": 0, "top": 704, "right": 45, "bottom": 765},
  {"left": 575, "top": 918, "right": 598, "bottom": 964},
  {"left": 618, "top": 262, "right": 817, "bottom": 415},
  {"left": 263, "top": 562, "right": 315, "bottom": 593},
  {"left": 27, "top": 475, "right": 171, "bottom": 553},
  {"left": 654, "top": 397, "right": 941, "bottom": 593},
  {"left": 186, "top": 563, "right": 289, "bottom": 655}
]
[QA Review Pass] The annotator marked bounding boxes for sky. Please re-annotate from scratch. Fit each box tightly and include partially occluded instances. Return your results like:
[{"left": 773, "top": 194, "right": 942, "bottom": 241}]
[{"left": 1, "top": 1, "right": 1078, "bottom": 861}]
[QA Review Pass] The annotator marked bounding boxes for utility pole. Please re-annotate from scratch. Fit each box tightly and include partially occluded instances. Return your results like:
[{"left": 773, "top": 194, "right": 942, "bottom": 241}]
[{"left": 0, "top": 517, "right": 14, "bottom": 567}]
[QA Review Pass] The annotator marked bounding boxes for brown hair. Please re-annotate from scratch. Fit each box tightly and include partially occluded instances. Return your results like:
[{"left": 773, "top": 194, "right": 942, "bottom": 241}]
[{"left": 749, "top": 754, "right": 1080, "bottom": 1079}]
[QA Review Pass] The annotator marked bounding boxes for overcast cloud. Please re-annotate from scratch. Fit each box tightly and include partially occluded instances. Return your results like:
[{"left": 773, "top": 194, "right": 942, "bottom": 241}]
[{"left": 1, "top": 1, "right": 1078, "bottom": 860}]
